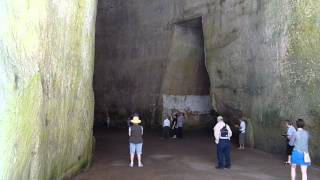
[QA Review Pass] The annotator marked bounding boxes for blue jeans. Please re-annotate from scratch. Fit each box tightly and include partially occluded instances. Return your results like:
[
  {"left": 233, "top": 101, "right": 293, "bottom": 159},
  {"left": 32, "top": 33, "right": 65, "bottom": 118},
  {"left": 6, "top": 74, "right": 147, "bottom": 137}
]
[{"left": 217, "top": 139, "right": 231, "bottom": 168}]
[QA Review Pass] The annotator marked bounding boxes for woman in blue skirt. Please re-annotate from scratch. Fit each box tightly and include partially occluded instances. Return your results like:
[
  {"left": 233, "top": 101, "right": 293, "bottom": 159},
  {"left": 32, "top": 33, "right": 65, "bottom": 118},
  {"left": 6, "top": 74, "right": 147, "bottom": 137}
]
[{"left": 291, "top": 119, "right": 311, "bottom": 180}]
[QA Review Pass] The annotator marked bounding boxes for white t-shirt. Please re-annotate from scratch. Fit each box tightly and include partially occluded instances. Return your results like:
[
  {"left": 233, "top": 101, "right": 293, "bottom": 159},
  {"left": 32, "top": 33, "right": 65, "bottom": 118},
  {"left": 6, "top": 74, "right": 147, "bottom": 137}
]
[
  {"left": 213, "top": 121, "right": 232, "bottom": 144},
  {"left": 163, "top": 119, "right": 170, "bottom": 127},
  {"left": 240, "top": 120, "right": 246, "bottom": 133}
]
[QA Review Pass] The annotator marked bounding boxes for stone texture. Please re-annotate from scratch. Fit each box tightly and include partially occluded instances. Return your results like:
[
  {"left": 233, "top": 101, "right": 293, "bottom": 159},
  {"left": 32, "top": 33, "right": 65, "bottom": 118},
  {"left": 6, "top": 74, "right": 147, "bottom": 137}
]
[
  {"left": 95, "top": 0, "right": 320, "bottom": 164},
  {"left": 0, "top": 0, "right": 97, "bottom": 179},
  {"left": 203, "top": 0, "right": 320, "bottom": 164},
  {"left": 94, "top": 0, "right": 175, "bottom": 124}
]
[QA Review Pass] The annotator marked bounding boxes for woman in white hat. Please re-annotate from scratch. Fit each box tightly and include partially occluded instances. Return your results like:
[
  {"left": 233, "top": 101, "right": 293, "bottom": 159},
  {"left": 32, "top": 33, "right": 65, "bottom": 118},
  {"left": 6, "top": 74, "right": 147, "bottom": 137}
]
[{"left": 128, "top": 116, "right": 144, "bottom": 167}]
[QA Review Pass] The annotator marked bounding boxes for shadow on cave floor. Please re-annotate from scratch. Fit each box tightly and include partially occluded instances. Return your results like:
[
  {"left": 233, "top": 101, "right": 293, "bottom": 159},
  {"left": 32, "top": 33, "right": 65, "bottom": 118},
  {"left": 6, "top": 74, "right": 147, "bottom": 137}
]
[{"left": 72, "top": 126, "right": 320, "bottom": 180}]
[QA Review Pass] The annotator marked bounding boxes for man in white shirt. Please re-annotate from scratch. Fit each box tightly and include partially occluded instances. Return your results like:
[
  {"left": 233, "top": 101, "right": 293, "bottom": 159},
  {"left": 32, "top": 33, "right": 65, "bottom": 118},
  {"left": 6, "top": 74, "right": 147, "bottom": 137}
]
[
  {"left": 213, "top": 116, "right": 232, "bottom": 169},
  {"left": 162, "top": 116, "right": 171, "bottom": 139}
]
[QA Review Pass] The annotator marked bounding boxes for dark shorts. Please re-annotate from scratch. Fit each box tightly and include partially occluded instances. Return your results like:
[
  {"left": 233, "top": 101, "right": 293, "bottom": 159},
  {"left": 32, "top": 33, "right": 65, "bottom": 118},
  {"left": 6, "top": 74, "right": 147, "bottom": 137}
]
[{"left": 287, "top": 145, "right": 294, "bottom": 155}]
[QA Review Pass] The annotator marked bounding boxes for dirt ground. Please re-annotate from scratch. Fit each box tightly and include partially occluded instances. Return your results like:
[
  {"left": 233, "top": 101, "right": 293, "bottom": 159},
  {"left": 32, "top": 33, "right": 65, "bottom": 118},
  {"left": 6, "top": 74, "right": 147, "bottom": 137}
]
[{"left": 71, "top": 127, "right": 320, "bottom": 180}]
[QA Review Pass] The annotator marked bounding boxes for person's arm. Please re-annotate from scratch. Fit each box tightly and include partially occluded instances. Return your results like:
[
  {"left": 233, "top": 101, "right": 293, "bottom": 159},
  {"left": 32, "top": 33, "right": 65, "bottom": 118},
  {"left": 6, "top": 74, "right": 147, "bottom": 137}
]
[
  {"left": 214, "top": 125, "right": 220, "bottom": 144},
  {"left": 128, "top": 127, "right": 131, "bottom": 136},
  {"left": 141, "top": 126, "right": 143, "bottom": 135},
  {"left": 172, "top": 121, "right": 176, "bottom": 129},
  {"left": 227, "top": 125, "right": 232, "bottom": 138},
  {"left": 291, "top": 131, "right": 297, "bottom": 145},
  {"left": 287, "top": 132, "right": 291, "bottom": 140}
]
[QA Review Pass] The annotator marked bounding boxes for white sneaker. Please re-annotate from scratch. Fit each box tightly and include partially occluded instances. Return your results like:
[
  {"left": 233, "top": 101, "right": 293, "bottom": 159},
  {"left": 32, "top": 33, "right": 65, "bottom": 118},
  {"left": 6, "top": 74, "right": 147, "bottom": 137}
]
[
  {"left": 129, "top": 162, "right": 133, "bottom": 167},
  {"left": 138, "top": 163, "right": 143, "bottom": 167}
]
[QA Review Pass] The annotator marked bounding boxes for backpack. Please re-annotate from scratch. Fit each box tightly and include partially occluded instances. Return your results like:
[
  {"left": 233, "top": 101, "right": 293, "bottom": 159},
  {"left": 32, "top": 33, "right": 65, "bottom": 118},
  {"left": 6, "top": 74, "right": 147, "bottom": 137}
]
[{"left": 220, "top": 124, "right": 229, "bottom": 138}]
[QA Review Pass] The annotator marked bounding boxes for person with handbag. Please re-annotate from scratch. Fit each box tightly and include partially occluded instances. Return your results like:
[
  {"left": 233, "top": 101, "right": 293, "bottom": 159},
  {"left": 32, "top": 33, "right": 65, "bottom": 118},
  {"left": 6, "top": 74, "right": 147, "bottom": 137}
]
[{"left": 291, "top": 119, "right": 311, "bottom": 180}]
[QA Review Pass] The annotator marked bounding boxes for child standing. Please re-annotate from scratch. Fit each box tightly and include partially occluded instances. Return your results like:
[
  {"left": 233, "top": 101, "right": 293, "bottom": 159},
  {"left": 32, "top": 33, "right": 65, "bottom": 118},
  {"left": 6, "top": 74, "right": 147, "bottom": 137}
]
[{"left": 128, "top": 116, "right": 144, "bottom": 167}]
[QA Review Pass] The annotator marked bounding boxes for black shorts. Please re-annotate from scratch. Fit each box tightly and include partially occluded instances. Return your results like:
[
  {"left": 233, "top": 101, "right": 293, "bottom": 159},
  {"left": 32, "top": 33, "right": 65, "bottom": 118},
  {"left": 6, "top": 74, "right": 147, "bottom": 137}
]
[{"left": 287, "top": 145, "right": 294, "bottom": 155}]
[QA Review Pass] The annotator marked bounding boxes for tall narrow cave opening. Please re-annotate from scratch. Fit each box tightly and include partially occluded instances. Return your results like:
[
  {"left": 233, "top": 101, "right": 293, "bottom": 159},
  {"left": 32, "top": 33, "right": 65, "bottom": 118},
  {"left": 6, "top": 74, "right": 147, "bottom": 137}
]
[{"left": 162, "top": 17, "right": 215, "bottom": 128}]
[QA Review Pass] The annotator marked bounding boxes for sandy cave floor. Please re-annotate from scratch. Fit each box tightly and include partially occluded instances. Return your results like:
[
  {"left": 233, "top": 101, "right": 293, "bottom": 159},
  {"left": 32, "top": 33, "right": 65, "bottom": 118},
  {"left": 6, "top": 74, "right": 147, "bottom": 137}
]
[{"left": 71, "top": 126, "right": 320, "bottom": 180}]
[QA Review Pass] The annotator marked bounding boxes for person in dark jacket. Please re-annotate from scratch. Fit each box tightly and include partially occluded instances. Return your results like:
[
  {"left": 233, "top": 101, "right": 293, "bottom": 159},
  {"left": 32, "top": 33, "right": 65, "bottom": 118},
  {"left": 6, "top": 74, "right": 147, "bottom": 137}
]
[
  {"left": 177, "top": 113, "right": 185, "bottom": 138},
  {"left": 171, "top": 113, "right": 178, "bottom": 138},
  {"left": 128, "top": 116, "right": 144, "bottom": 167}
]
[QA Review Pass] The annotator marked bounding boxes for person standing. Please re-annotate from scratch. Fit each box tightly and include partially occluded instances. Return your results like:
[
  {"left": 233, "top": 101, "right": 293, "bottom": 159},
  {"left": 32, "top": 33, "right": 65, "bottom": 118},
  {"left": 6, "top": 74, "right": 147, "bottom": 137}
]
[
  {"left": 238, "top": 118, "right": 246, "bottom": 150},
  {"left": 213, "top": 116, "right": 232, "bottom": 169},
  {"left": 291, "top": 119, "right": 310, "bottom": 180},
  {"left": 177, "top": 113, "right": 185, "bottom": 138},
  {"left": 162, "top": 115, "right": 171, "bottom": 139},
  {"left": 171, "top": 113, "right": 178, "bottom": 138},
  {"left": 128, "top": 116, "right": 144, "bottom": 167},
  {"left": 284, "top": 120, "right": 296, "bottom": 164}
]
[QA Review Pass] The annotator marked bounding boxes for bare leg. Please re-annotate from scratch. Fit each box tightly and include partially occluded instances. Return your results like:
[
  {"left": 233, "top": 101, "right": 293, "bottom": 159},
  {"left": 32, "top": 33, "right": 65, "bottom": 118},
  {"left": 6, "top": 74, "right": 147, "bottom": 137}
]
[
  {"left": 129, "top": 153, "right": 134, "bottom": 167},
  {"left": 288, "top": 155, "right": 291, "bottom": 163},
  {"left": 301, "top": 165, "right": 308, "bottom": 180},
  {"left": 137, "top": 154, "right": 143, "bottom": 167},
  {"left": 291, "top": 164, "right": 296, "bottom": 180}
]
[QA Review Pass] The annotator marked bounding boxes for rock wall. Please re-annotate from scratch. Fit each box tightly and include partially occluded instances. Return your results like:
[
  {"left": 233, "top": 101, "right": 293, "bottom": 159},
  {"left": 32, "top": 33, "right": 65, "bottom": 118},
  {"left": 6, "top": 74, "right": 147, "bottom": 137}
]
[
  {"left": 0, "top": 0, "right": 97, "bottom": 179},
  {"left": 95, "top": 0, "right": 320, "bottom": 163},
  {"left": 94, "top": 0, "right": 175, "bottom": 124},
  {"left": 203, "top": 0, "right": 320, "bottom": 163}
]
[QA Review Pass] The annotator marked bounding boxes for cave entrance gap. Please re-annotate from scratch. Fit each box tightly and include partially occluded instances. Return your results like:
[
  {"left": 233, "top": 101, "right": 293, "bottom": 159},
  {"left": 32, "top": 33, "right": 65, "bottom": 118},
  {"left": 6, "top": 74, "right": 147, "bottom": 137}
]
[{"left": 161, "top": 17, "right": 215, "bottom": 128}]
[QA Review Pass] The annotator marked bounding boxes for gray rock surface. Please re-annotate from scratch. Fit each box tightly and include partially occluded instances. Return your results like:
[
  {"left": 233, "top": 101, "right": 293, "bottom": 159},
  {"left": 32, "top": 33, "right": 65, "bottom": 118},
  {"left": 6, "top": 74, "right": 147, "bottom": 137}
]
[{"left": 95, "top": 0, "right": 320, "bottom": 163}]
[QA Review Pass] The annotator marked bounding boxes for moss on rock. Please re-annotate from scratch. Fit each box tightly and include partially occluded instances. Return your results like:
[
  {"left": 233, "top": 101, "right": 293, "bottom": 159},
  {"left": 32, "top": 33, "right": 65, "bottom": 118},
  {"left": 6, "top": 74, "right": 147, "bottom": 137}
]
[{"left": 0, "top": 0, "right": 97, "bottom": 179}]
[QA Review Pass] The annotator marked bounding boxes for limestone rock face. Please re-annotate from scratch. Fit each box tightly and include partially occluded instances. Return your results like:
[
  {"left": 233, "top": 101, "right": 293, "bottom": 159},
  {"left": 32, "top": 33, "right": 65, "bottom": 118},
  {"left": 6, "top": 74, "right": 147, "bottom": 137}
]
[
  {"left": 95, "top": 0, "right": 320, "bottom": 163},
  {"left": 0, "top": 0, "right": 97, "bottom": 179},
  {"left": 204, "top": 0, "right": 320, "bottom": 163}
]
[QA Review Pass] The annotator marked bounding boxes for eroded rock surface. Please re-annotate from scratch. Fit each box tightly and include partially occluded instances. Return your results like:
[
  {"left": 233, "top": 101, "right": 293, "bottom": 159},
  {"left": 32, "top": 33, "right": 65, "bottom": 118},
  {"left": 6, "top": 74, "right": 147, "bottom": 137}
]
[
  {"left": 0, "top": 0, "right": 97, "bottom": 179},
  {"left": 95, "top": 0, "right": 320, "bottom": 163}
]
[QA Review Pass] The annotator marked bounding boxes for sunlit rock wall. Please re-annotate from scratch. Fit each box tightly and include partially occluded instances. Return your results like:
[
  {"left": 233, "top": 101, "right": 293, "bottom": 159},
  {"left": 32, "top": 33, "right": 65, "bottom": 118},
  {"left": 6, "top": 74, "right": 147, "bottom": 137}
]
[{"left": 0, "top": 0, "right": 97, "bottom": 179}]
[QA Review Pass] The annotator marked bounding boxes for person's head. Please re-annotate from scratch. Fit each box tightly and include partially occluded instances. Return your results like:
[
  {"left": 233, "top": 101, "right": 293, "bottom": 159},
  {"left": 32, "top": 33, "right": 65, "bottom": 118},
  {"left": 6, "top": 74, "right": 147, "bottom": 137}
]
[
  {"left": 296, "top": 119, "right": 305, "bottom": 129},
  {"left": 217, "top": 116, "right": 223, "bottom": 122},
  {"left": 131, "top": 116, "right": 141, "bottom": 125},
  {"left": 284, "top": 120, "right": 292, "bottom": 127}
]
